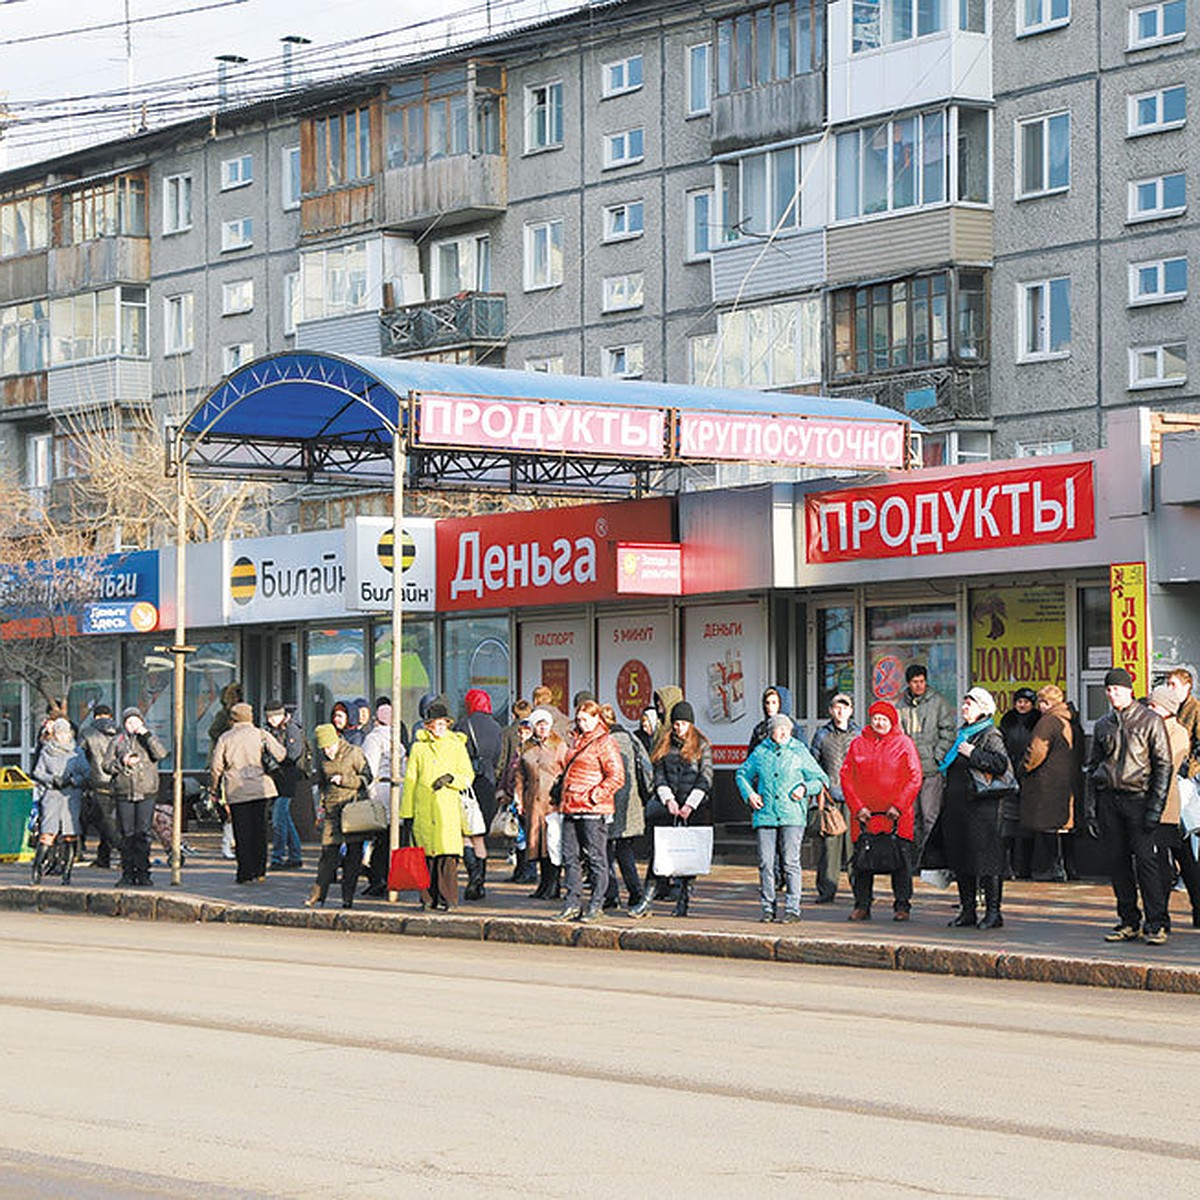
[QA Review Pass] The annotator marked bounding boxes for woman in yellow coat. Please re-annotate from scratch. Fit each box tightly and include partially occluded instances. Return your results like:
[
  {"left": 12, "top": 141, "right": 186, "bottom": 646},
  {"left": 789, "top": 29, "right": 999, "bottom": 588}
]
[{"left": 401, "top": 700, "right": 475, "bottom": 910}]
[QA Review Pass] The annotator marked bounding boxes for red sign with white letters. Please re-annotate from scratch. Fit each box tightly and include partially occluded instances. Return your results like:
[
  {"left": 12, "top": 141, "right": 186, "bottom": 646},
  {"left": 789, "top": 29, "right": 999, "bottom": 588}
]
[
  {"left": 805, "top": 461, "right": 1096, "bottom": 563},
  {"left": 437, "top": 498, "right": 673, "bottom": 610}
]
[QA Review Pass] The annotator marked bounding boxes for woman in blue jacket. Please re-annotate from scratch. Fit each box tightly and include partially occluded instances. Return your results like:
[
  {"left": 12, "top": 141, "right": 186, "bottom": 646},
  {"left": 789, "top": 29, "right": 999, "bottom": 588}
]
[{"left": 736, "top": 713, "right": 829, "bottom": 922}]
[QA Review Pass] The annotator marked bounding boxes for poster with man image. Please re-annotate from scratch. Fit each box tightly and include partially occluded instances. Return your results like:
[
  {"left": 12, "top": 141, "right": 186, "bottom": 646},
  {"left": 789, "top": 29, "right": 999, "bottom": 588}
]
[
  {"left": 683, "top": 602, "right": 766, "bottom": 766},
  {"left": 597, "top": 613, "right": 672, "bottom": 726}
]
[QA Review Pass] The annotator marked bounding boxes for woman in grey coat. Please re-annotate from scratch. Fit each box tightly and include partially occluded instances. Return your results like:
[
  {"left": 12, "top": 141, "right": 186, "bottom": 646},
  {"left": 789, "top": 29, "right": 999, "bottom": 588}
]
[
  {"left": 30, "top": 718, "right": 90, "bottom": 885},
  {"left": 602, "top": 704, "right": 650, "bottom": 911}
]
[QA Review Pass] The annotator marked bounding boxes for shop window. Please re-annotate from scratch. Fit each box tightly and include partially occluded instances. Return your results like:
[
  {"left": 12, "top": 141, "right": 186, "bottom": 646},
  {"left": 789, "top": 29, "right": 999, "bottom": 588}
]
[
  {"left": 443, "top": 615, "right": 510, "bottom": 720},
  {"left": 817, "top": 605, "right": 855, "bottom": 714},
  {"left": 306, "top": 627, "right": 366, "bottom": 730},
  {"left": 373, "top": 619, "right": 436, "bottom": 727},
  {"left": 867, "top": 603, "right": 957, "bottom": 708},
  {"left": 1078, "top": 584, "right": 1114, "bottom": 728},
  {"left": 969, "top": 584, "right": 1066, "bottom": 714}
]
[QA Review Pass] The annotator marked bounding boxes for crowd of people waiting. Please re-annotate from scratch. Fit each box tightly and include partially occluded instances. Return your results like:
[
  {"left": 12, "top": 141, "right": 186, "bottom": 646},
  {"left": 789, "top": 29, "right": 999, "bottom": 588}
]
[{"left": 22, "top": 661, "right": 1200, "bottom": 944}]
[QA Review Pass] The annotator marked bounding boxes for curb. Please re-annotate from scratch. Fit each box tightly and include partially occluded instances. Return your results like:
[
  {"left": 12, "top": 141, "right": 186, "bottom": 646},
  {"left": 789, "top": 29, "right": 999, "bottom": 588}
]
[{"left": 1, "top": 884, "right": 1195, "bottom": 994}]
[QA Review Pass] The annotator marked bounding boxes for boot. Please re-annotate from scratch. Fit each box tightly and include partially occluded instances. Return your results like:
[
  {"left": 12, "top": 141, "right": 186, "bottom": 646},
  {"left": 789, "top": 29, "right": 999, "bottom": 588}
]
[
  {"left": 30, "top": 843, "right": 49, "bottom": 885},
  {"left": 948, "top": 875, "right": 977, "bottom": 927},
  {"left": 546, "top": 862, "right": 561, "bottom": 899},
  {"left": 530, "top": 858, "right": 552, "bottom": 899},
  {"left": 508, "top": 846, "right": 525, "bottom": 882},
  {"left": 462, "top": 845, "right": 481, "bottom": 900},
  {"left": 472, "top": 857, "right": 488, "bottom": 900},
  {"left": 60, "top": 842, "right": 76, "bottom": 886},
  {"left": 513, "top": 847, "right": 538, "bottom": 884},
  {"left": 672, "top": 878, "right": 692, "bottom": 918},
  {"left": 978, "top": 876, "right": 1004, "bottom": 929}
]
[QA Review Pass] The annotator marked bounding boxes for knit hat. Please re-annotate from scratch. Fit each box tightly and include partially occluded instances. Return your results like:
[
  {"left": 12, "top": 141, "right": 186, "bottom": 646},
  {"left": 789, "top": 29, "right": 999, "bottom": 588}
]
[
  {"left": 230, "top": 702, "right": 254, "bottom": 723},
  {"left": 1104, "top": 667, "right": 1134, "bottom": 689},
  {"left": 766, "top": 714, "right": 793, "bottom": 736},
  {"left": 1150, "top": 686, "right": 1181, "bottom": 717},
  {"left": 264, "top": 698, "right": 285, "bottom": 716},
  {"left": 868, "top": 700, "right": 898, "bottom": 728},
  {"left": 670, "top": 700, "right": 695, "bottom": 724},
  {"left": 314, "top": 723, "right": 338, "bottom": 749},
  {"left": 122, "top": 706, "right": 143, "bottom": 723},
  {"left": 423, "top": 701, "right": 452, "bottom": 724},
  {"left": 464, "top": 688, "right": 493, "bottom": 715}
]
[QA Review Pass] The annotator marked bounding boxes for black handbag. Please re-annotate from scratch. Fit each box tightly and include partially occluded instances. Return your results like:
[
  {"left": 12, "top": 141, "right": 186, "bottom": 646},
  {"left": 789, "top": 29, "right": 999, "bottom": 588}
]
[{"left": 853, "top": 827, "right": 905, "bottom": 874}]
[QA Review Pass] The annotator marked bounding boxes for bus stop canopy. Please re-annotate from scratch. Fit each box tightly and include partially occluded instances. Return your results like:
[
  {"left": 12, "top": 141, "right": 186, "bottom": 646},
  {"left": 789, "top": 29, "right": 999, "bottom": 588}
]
[{"left": 176, "top": 351, "right": 918, "bottom": 493}]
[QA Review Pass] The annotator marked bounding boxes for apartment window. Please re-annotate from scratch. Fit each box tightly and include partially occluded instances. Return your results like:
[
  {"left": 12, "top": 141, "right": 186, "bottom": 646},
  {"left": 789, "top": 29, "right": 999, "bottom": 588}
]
[
  {"left": 835, "top": 274, "right": 955, "bottom": 372},
  {"left": 0, "top": 300, "right": 49, "bottom": 375},
  {"left": 162, "top": 173, "right": 193, "bottom": 234},
  {"left": 299, "top": 241, "right": 369, "bottom": 320},
  {"left": 959, "top": 0, "right": 986, "bottom": 31},
  {"left": 163, "top": 293, "right": 195, "bottom": 355},
  {"left": 525, "top": 81, "right": 563, "bottom": 152},
  {"left": 223, "top": 342, "right": 255, "bottom": 374},
  {"left": 921, "top": 430, "right": 992, "bottom": 467},
  {"left": 836, "top": 108, "right": 984, "bottom": 219},
  {"left": 1130, "top": 256, "right": 1188, "bottom": 304},
  {"left": 525, "top": 356, "right": 564, "bottom": 373},
  {"left": 603, "top": 343, "right": 643, "bottom": 379},
  {"left": 282, "top": 146, "right": 301, "bottom": 209},
  {"left": 1017, "top": 112, "right": 1070, "bottom": 198},
  {"left": 690, "top": 296, "right": 821, "bottom": 388},
  {"left": 1018, "top": 277, "right": 1071, "bottom": 360},
  {"left": 0, "top": 194, "right": 49, "bottom": 259},
  {"left": 430, "top": 234, "right": 491, "bottom": 298},
  {"left": 524, "top": 219, "right": 563, "bottom": 290},
  {"left": 687, "top": 43, "right": 711, "bottom": 115},
  {"left": 602, "top": 272, "right": 644, "bottom": 312},
  {"left": 50, "top": 286, "right": 146, "bottom": 364},
  {"left": 1016, "top": 439, "right": 1074, "bottom": 456},
  {"left": 284, "top": 270, "right": 300, "bottom": 335},
  {"left": 604, "top": 127, "right": 645, "bottom": 168},
  {"left": 385, "top": 66, "right": 503, "bottom": 168},
  {"left": 220, "top": 154, "right": 253, "bottom": 190},
  {"left": 1130, "top": 342, "right": 1187, "bottom": 387},
  {"left": 721, "top": 146, "right": 804, "bottom": 239},
  {"left": 1129, "top": 172, "right": 1187, "bottom": 220},
  {"left": 852, "top": 0, "right": 948, "bottom": 52},
  {"left": 63, "top": 174, "right": 147, "bottom": 243},
  {"left": 312, "top": 106, "right": 372, "bottom": 189},
  {"left": 603, "top": 54, "right": 643, "bottom": 97},
  {"left": 27, "top": 433, "right": 52, "bottom": 490},
  {"left": 1019, "top": 0, "right": 1069, "bottom": 35},
  {"left": 221, "top": 218, "right": 253, "bottom": 251},
  {"left": 686, "top": 188, "right": 715, "bottom": 259},
  {"left": 1128, "top": 1, "right": 1186, "bottom": 50},
  {"left": 602, "top": 201, "right": 644, "bottom": 242},
  {"left": 1128, "top": 85, "right": 1187, "bottom": 135},
  {"left": 716, "top": 1, "right": 825, "bottom": 94},
  {"left": 221, "top": 279, "right": 254, "bottom": 315}
]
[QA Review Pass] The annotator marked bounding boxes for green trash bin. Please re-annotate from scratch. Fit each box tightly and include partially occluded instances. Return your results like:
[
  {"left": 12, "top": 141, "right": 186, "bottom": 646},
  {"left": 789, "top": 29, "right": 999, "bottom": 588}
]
[{"left": 0, "top": 767, "right": 35, "bottom": 862}]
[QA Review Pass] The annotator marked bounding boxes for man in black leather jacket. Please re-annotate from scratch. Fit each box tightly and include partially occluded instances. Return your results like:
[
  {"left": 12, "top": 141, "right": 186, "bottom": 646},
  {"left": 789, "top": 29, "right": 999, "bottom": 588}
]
[{"left": 1086, "top": 668, "right": 1173, "bottom": 944}]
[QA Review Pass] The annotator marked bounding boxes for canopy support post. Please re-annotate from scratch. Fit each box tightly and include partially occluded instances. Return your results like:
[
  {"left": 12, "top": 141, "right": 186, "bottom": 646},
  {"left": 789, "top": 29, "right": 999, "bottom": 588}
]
[{"left": 387, "top": 408, "right": 407, "bottom": 901}]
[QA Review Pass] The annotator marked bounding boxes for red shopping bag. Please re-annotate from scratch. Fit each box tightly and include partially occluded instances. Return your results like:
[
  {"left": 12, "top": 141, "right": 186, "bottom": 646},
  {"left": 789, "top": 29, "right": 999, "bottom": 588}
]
[{"left": 388, "top": 846, "right": 431, "bottom": 892}]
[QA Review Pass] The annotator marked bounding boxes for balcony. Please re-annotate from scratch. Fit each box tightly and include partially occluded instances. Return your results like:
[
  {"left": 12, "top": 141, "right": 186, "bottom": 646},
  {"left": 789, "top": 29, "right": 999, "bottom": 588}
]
[
  {"left": 382, "top": 292, "right": 506, "bottom": 357},
  {"left": 47, "top": 237, "right": 150, "bottom": 294},
  {"left": 709, "top": 229, "right": 826, "bottom": 304},
  {"left": 827, "top": 364, "right": 990, "bottom": 424},
  {"left": 711, "top": 75, "right": 826, "bottom": 155},
  {"left": 380, "top": 155, "right": 506, "bottom": 232},
  {"left": 47, "top": 357, "right": 151, "bottom": 414},
  {"left": 1, "top": 371, "right": 47, "bottom": 413},
  {"left": 300, "top": 183, "right": 377, "bottom": 241},
  {"left": 826, "top": 207, "right": 992, "bottom": 285},
  {"left": 0, "top": 251, "right": 49, "bottom": 306}
]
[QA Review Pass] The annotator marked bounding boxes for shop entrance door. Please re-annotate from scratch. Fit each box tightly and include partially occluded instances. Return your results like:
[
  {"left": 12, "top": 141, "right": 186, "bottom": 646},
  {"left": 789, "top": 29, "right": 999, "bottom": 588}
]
[
  {"left": 0, "top": 679, "right": 25, "bottom": 771},
  {"left": 266, "top": 629, "right": 300, "bottom": 712}
]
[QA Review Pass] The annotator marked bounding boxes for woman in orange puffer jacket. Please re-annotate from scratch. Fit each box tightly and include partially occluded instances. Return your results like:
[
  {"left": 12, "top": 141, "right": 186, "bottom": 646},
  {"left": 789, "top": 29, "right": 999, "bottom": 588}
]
[{"left": 841, "top": 700, "right": 922, "bottom": 922}]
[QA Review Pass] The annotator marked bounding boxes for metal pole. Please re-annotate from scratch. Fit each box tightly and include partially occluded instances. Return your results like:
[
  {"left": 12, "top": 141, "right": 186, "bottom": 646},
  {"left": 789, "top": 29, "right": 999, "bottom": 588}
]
[
  {"left": 387, "top": 412, "right": 406, "bottom": 901},
  {"left": 171, "top": 456, "right": 187, "bottom": 887}
]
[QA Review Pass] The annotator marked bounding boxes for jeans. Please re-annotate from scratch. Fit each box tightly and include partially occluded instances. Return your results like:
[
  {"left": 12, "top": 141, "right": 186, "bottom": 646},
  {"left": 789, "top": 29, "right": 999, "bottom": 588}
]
[
  {"left": 271, "top": 795, "right": 303, "bottom": 865},
  {"left": 756, "top": 824, "right": 803, "bottom": 915},
  {"left": 561, "top": 815, "right": 608, "bottom": 909},
  {"left": 605, "top": 836, "right": 643, "bottom": 906},
  {"left": 1100, "top": 791, "right": 1168, "bottom": 934},
  {"left": 116, "top": 797, "right": 154, "bottom": 883}
]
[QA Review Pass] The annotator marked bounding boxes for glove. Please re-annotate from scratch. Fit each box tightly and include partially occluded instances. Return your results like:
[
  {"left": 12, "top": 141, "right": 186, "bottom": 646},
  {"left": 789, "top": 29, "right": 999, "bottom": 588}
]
[
  {"left": 431, "top": 773, "right": 453, "bottom": 790},
  {"left": 1086, "top": 819, "right": 1100, "bottom": 840}
]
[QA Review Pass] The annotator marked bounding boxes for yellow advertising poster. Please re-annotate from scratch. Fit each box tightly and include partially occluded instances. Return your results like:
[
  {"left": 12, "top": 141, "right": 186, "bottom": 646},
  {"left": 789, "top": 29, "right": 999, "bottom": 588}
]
[
  {"left": 970, "top": 585, "right": 1067, "bottom": 711},
  {"left": 1110, "top": 562, "right": 1150, "bottom": 698}
]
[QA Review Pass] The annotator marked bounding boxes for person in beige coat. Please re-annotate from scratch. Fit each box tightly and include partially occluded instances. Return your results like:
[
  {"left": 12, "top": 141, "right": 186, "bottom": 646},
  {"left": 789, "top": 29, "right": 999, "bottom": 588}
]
[{"left": 211, "top": 702, "right": 285, "bottom": 884}]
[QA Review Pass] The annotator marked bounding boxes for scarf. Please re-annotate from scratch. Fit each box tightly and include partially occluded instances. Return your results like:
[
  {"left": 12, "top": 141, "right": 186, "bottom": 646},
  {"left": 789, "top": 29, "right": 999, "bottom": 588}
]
[{"left": 937, "top": 716, "right": 993, "bottom": 774}]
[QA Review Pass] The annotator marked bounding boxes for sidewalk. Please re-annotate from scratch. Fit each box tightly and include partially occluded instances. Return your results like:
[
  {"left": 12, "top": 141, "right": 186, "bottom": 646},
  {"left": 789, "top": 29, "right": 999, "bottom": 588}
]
[{"left": 3, "top": 833, "right": 1199, "bottom": 994}]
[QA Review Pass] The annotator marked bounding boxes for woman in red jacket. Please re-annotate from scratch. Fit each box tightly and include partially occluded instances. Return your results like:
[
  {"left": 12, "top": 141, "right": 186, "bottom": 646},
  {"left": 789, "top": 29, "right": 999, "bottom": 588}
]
[
  {"left": 841, "top": 700, "right": 922, "bottom": 922},
  {"left": 555, "top": 699, "right": 625, "bottom": 924}
]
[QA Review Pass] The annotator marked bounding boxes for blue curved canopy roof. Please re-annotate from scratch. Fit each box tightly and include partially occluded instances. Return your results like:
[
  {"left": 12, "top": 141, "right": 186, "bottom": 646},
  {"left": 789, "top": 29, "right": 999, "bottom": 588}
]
[{"left": 178, "top": 350, "right": 916, "bottom": 492}]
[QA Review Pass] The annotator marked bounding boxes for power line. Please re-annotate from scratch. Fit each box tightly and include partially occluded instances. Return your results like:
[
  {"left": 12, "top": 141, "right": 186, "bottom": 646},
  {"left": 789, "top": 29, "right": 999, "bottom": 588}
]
[{"left": 0, "top": 0, "right": 249, "bottom": 47}]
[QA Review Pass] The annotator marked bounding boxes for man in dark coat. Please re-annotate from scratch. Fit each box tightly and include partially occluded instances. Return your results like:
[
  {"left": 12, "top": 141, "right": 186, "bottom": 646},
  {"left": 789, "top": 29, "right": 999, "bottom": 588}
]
[
  {"left": 809, "top": 693, "right": 858, "bottom": 903},
  {"left": 79, "top": 703, "right": 120, "bottom": 869},
  {"left": 1000, "top": 687, "right": 1040, "bottom": 878}
]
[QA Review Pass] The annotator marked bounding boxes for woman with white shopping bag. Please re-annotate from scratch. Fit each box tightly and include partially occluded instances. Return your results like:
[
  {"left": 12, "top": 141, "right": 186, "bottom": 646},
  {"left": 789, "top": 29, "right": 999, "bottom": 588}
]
[{"left": 630, "top": 700, "right": 713, "bottom": 919}]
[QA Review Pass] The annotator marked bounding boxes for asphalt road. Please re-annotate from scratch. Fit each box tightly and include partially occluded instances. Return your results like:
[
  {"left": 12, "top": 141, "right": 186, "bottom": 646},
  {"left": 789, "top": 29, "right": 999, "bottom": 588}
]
[{"left": 0, "top": 913, "right": 1195, "bottom": 1198}]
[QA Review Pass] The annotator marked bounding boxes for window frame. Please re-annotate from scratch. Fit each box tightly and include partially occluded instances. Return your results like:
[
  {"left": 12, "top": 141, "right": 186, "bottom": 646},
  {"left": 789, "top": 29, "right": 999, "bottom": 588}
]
[
  {"left": 1015, "top": 110, "right": 1071, "bottom": 199},
  {"left": 1128, "top": 256, "right": 1188, "bottom": 305},
  {"left": 1127, "top": 172, "right": 1187, "bottom": 222},
  {"left": 1015, "top": 438, "right": 1075, "bottom": 457},
  {"left": 220, "top": 217, "right": 253, "bottom": 252},
  {"left": 686, "top": 187, "right": 715, "bottom": 260},
  {"left": 284, "top": 270, "right": 300, "bottom": 336},
  {"left": 1129, "top": 341, "right": 1187, "bottom": 388},
  {"left": 686, "top": 42, "right": 712, "bottom": 116},
  {"left": 523, "top": 218, "right": 564, "bottom": 291},
  {"left": 219, "top": 154, "right": 253, "bottom": 191},
  {"left": 163, "top": 292, "right": 195, "bottom": 356},
  {"left": 852, "top": 0, "right": 949, "bottom": 53},
  {"left": 601, "top": 272, "right": 645, "bottom": 313},
  {"left": 524, "top": 80, "right": 564, "bottom": 154},
  {"left": 603, "top": 127, "right": 645, "bottom": 169},
  {"left": 1127, "top": 1, "right": 1187, "bottom": 51},
  {"left": 1016, "top": 277, "right": 1072, "bottom": 362},
  {"left": 1017, "top": 0, "right": 1070, "bottom": 37},
  {"left": 601, "top": 200, "right": 645, "bottom": 243},
  {"left": 524, "top": 355, "right": 564, "bottom": 374},
  {"left": 1127, "top": 85, "right": 1187, "bottom": 136},
  {"left": 602, "top": 54, "right": 644, "bottom": 99},
  {"left": 162, "top": 172, "right": 193, "bottom": 234},
  {"left": 222, "top": 341, "right": 255, "bottom": 374},
  {"left": 602, "top": 342, "right": 644, "bottom": 379},
  {"left": 282, "top": 146, "right": 302, "bottom": 210},
  {"left": 221, "top": 278, "right": 255, "bottom": 316}
]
